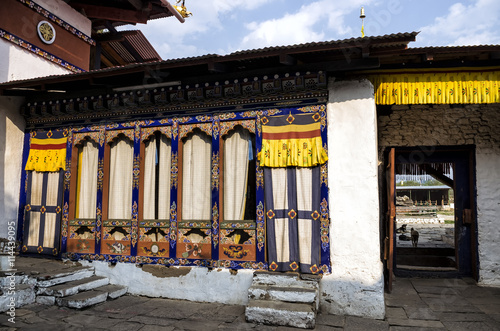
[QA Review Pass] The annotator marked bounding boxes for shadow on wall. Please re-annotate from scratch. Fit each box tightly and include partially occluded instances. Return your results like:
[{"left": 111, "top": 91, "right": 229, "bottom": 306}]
[
  {"left": 0, "top": 41, "right": 11, "bottom": 83},
  {"left": 0, "top": 108, "right": 5, "bottom": 237},
  {"left": 0, "top": 97, "right": 26, "bottom": 239},
  {"left": 329, "top": 78, "right": 375, "bottom": 103}
]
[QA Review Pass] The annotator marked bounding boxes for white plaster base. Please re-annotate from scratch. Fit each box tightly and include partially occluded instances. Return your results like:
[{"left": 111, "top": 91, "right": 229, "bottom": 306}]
[
  {"left": 82, "top": 260, "right": 254, "bottom": 305},
  {"left": 476, "top": 152, "right": 500, "bottom": 286},
  {"left": 323, "top": 78, "right": 385, "bottom": 319}
]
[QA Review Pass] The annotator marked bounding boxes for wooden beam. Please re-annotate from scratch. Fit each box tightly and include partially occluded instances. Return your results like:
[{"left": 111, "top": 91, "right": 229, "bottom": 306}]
[
  {"left": 127, "top": 0, "right": 144, "bottom": 10},
  {"left": 70, "top": 3, "right": 149, "bottom": 24},
  {"left": 418, "top": 164, "right": 454, "bottom": 188},
  {"left": 208, "top": 61, "right": 228, "bottom": 73},
  {"left": 279, "top": 53, "right": 296, "bottom": 66},
  {"left": 94, "top": 33, "right": 125, "bottom": 43},
  {"left": 101, "top": 43, "right": 129, "bottom": 66}
]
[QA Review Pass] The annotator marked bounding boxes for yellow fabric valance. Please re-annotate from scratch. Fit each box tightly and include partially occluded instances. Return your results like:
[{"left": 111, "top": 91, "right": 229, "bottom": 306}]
[
  {"left": 257, "top": 113, "right": 328, "bottom": 167},
  {"left": 25, "top": 137, "right": 67, "bottom": 172},
  {"left": 367, "top": 70, "right": 500, "bottom": 105}
]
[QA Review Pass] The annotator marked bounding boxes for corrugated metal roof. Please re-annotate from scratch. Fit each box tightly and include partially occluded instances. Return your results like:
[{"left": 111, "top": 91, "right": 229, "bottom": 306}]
[
  {"left": 100, "top": 30, "right": 162, "bottom": 65},
  {"left": 123, "top": 30, "right": 162, "bottom": 61},
  {"left": 6, "top": 31, "right": 499, "bottom": 89},
  {"left": 226, "top": 32, "right": 419, "bottom": 57}
]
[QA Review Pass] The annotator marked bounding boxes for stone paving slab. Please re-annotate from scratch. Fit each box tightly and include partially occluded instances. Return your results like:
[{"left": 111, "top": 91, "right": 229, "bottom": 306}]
[
  {"left": 441, "top": 320, "right": 500, "bottom": 331},
  {"left": 1, "top": 275, "right": 500, "bottom": 330}
]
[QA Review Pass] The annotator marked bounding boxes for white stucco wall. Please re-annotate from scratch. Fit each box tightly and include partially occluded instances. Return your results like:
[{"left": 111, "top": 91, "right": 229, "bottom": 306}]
[
  {"left": 0, "top": 0, "right": 92, "bottom": 83},
  {"left": 378, "top": 104, "right": 500, "bottom": 286},
  {"left": 0, "top": 41, "right": 71, "bottom": 83},
  {"left": 0, "top": 96, "right": 25, "bottom": 239},
  {"left": 320, "top": 78, "right": 385, "bottom": 319},
  {"left": 83, "top": 261, "right": 255, "bottom": 305},
  {"left": 476, "top": 152, "right": 500, "bottom": 286}
]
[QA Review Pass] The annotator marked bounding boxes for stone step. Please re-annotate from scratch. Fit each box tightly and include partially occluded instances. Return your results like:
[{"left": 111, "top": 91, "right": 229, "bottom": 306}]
[
  {"left": 0, "top": 284, "right": 36, "bottom": 312},
  {"left": 37, "top": 267, "right": 95, "bottom": 288},
  {"left": 56, "top": 290, "right": 108, "bottom": 309},
  {"left": 252, "top": 272, "right": 319, "bottom": 289},
  {"left": 95, "top": 284, "right": 128, "bottom": 299},
  {"left": 0, "top": 273, "right": 30, "bottom": 287},
  {"left": 38, "top": 276, "right": 109, "bottom": 297},
  {"left": 249, "top": 284, "right": 318, "bottom": 305},
  {"left": 245, "top": 299, "right": 316, "bottom": 329}
]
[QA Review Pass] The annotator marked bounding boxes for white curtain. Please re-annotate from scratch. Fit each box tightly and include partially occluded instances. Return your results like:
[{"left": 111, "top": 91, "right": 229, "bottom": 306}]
[
  {"left": 296, "top": 167, "right": 313, "bottom": 265},
  {"left": 77, "top": 140, "right": 98, "bottom": 218},
  {"left": 182, "top": 132, "right": 211, "bottom": 220},
  {"left": 30, "top": 171, "right": 44, "bottom": 206},
  {"left": 28, "top": 171, "right": 59, "bottom": 247},
  {"left": 224, "top": 128, "right": 250, "bottom": 220},
  {"left": 143, "top": 134, "right": 171, "bottom": 219},
  {"left": 108, "top": 137, "right": 134, "bottom": 219}
]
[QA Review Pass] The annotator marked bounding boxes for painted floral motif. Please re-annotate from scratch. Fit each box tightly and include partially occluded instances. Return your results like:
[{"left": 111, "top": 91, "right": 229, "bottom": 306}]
[
  {"left": 212, "top": 203, "right": 219, "bottom": 248},
  {"left": 179, "top": 123, "right": 213, "bottom": 139},
  {"left": 196, "top": 115, "right": 212, "bottom": 122},
  {"left": 105, "top": 130, "right": 134, "bottom": 144},
  {"left": 320, "top": 198, "right": 329, "bottom": 251},
  {"left": 256, "top": 201, "right": 265, "bottom": 251},
  {"left": 61, "top": 202, "right": 69, "bottom": 238},
  {"left": 220, "top": 120, "right": 256, "bottom": 136},
  {"left": 218, "top": 112, "right": 237, "bottom": 120},
  {"left": 73, "top": 132, "right": 99, "bottom": 145},
  {"left": 96, "top": 204, "right": 102, "bottom": 244},
  {"left": 321, "top": 163, "right": 328, "bottom": 186},
  {"left": 133, "top": 155, "right": 140, "bottom": 189},
  {"left": 220, "top": 230, "right": 255, "bottom": 245},
  {"left": 141, "top": 244, "right": 167, "bottom": 257},
  {"left": 222, "top": 246, "right": 249, "bottom": 259},
  {"left": 211, "top": 151, "right": 219, "bottom": 190},
  {"left": 170, "top": 152, "right": 178, "bottom": 189},
  {"left": 131, "top": 201, "right": 138, "bottom": 247},
  {"left": 97, "top": 159, "right": 104, "bottom": 191},
  {"left": 141, "top": 126, "right": 172, "bottom": 141},
  {"left": 182, "top": 243, "right": 202, "bottom": 258},
  {"left": 169, "top": 201, "right": 177, "bottom": 248}
]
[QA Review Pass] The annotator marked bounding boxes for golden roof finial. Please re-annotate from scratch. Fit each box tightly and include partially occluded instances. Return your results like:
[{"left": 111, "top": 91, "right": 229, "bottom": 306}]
[
  {"left": 174, "top": 0, "right": 192, "bottom": 18},
  {"left": 360, "top": 7, "right": 365, "bottom": 38}
]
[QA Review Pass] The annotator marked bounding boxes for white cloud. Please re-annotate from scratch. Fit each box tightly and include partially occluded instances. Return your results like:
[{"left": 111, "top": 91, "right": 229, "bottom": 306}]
[
  {"left": 131, "top": 0, "right": 273, "bottom": 59},
  {"left": 418, "top": 0, "right": 500, "bottom": 46},
  {"left": 238, "top": 0, "right": 368, "bottom": 51}
]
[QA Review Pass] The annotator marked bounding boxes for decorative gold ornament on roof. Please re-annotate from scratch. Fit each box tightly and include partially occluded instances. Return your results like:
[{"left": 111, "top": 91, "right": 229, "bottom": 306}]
[{"left": 174, "top": 0, "right": 192, "bottom": 18}]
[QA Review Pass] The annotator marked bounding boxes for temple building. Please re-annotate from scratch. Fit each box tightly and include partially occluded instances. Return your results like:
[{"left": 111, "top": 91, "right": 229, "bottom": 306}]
[{"left": 1, "top": 0, "right": 500, "bottom": 325}]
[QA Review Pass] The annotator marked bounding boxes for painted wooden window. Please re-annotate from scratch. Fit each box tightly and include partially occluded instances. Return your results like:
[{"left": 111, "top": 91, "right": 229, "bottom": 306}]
[
  {"left": 101, "top": 132, "right": 134, "bottom": 256},
  {"left": 138, "top": 128, "right": 172, "bottom": 258}
]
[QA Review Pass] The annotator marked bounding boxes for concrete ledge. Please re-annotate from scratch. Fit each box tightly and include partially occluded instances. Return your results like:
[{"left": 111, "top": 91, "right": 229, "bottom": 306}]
[
  {"left": 246, "top": 300, "right": 315, "bottom": 329},
  {"left": 56, "top": 290, "right": 108, "bottom": 309},
  {"left": 38, "top": 275, "right": 109, "bottom": 297}
]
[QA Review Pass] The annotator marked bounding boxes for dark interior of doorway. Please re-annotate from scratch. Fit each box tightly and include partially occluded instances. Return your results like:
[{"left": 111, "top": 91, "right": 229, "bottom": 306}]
[{"left": 394, "top": 162, "right": 457, "bottom": 273}]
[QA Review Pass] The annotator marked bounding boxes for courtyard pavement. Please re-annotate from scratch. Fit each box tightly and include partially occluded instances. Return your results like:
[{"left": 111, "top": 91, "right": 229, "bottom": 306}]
[{"left": 2, "top": 268, "right": 500, "bottom": 330}]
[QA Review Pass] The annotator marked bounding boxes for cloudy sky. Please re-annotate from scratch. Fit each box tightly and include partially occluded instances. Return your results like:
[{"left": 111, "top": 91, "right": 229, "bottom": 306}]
[{"left": 131, "top": 0, "right": 500, "bottom": 60}]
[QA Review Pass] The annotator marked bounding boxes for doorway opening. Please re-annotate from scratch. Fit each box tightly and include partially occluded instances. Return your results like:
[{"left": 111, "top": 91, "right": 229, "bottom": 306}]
[
  {"left": 395, "top": 162, "right": 456, "bottom": 271},
  {"left": 384, "top": 147, "right": 478, "bottom": 284}
]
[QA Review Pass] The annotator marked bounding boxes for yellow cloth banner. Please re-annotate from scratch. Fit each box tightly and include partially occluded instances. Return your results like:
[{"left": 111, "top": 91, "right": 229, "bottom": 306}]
[
  {"left": 25, "top": 137, "right": 67, "bottom": 172},
  {"left": 366, "top": 70, "right": 500, "bottom": 105},
  {"left": 259, "top": 137, "right": 328, "bottom": 167},
  {"left": 257, "top": 113, "right": 328, "bottom": 167}
]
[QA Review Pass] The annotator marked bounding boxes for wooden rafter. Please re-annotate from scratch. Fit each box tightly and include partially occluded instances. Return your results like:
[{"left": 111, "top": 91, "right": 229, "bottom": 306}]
[{"left": 70, "top": 3, "right": 149, "bottom": 24}]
